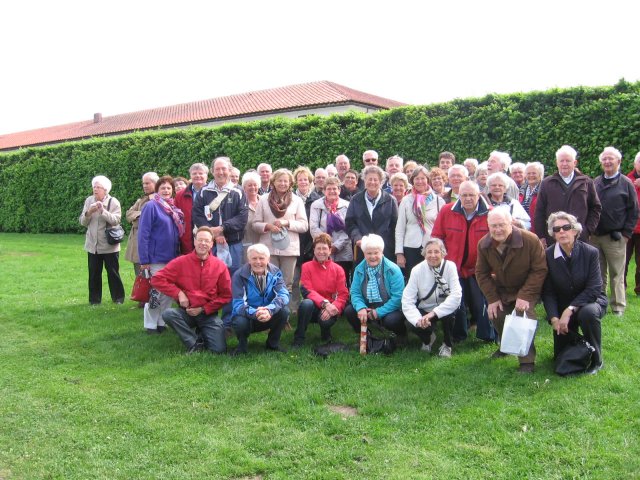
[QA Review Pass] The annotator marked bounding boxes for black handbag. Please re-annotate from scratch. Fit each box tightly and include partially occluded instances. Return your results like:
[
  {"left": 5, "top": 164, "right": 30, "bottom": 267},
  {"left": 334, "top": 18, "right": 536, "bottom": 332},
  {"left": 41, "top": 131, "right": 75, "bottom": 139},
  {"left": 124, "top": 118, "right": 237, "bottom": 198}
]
[
  {"left": 104, "top": 198, "right": 125, "bottom": 245},
  {"left": 554, "top": 332, "right": 595, "bottom": 376}
]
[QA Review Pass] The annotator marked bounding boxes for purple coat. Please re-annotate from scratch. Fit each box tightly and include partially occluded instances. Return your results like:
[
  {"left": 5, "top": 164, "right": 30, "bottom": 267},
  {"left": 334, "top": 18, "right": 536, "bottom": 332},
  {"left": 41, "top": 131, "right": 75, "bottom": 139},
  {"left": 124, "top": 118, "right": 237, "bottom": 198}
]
[{"left": 138, "top": 200, "right": 181, "bottom": 264}]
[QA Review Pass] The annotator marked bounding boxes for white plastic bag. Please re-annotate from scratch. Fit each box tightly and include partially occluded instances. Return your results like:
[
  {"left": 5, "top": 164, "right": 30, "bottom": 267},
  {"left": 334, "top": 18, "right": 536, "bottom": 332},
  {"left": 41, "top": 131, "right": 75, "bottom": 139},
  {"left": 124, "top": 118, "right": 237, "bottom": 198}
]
[
  {"left": 216, "top": 242, "right": 233, "bottom": 268},
  {"left": 500, "top": 309, "right": 537, "bottom": 356}
]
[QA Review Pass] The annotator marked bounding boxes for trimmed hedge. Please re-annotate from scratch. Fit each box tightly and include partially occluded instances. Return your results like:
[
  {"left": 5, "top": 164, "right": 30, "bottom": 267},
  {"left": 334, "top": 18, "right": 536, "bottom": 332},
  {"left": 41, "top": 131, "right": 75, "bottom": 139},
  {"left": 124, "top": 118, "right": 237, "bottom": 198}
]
[{"left": 1, "top": 80, "right": 639, "bottom": 233}]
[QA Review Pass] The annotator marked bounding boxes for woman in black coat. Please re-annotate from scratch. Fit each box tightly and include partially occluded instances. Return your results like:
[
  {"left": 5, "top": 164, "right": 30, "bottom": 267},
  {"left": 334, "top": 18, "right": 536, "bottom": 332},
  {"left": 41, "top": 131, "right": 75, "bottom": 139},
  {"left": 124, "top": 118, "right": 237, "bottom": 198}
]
[
  {"left": 345, "top": 165, "right": 398, "bottom": 263},
  {"left": 542, "top": 211, "right": 608, "bottom": 374}
]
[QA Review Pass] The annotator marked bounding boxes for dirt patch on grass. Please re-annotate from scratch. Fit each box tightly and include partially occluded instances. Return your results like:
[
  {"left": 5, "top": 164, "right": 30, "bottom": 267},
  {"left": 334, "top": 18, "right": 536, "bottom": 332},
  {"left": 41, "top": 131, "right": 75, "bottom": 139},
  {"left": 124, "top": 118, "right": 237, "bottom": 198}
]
[{"left": 328, "top": 405, "right": 358, "bottom": 418}]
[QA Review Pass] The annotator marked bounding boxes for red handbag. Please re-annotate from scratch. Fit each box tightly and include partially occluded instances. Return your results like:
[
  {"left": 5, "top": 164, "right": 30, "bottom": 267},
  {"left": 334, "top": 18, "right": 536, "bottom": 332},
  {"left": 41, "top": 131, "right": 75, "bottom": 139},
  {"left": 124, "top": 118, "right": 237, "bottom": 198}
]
[{"left": 131, "top": 274, "right": 151, "bottom": 302}]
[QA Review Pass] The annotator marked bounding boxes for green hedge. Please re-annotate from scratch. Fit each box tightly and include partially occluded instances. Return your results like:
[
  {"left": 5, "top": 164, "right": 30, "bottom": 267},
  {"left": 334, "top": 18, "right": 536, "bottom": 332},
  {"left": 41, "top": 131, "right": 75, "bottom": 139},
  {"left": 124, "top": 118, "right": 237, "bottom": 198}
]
[{"left": 2, "top": 80, "right": 639, "bottom": 233}]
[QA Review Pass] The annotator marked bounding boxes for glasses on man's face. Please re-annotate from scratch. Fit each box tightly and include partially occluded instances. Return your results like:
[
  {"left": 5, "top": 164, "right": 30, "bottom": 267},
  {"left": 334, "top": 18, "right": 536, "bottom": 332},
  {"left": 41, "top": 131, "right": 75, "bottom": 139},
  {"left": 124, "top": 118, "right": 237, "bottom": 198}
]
[
  {"left": 364, "top": 158, "right": 377, "bottom": 163},
  {"left": 552, "top": 224, "right": 572, "bottom": 233}
]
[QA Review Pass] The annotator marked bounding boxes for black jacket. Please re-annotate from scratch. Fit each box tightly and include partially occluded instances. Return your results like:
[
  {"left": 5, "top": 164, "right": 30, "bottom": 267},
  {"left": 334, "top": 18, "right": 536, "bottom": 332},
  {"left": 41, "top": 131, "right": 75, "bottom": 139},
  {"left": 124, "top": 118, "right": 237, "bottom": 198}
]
[
  {"left": 192, "top": 182, "right": 248, "bottom": 245},
  {"left": 542, "top": 240, "right": 608, "bottom": 321},
  {"left": 593, "top": 173, "right": 638, "bottom": 238}
]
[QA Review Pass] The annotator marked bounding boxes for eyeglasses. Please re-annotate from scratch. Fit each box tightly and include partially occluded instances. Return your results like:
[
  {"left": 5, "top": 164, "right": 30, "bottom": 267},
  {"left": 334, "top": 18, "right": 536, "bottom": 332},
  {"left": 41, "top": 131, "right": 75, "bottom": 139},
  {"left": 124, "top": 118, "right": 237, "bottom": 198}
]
[
  {"left": 364, "top": 158, "right": 377, "bottom": 163},
  {"left": 552, "top": 224, "right": 572, "bottom": 233}
]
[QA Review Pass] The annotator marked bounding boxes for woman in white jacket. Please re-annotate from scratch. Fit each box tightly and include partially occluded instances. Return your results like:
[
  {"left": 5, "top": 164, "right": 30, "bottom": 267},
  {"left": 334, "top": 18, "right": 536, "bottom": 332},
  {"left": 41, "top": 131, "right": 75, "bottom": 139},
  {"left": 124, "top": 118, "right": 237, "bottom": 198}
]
[
  {"left": 253, "top": 168, "right": 309, "bottom": 293},
  {"left": 396, "top": 166, "right": 446, "bottom": 279},
  {"left": 402, "top": 238, "right": 462, "bottom": 357}
]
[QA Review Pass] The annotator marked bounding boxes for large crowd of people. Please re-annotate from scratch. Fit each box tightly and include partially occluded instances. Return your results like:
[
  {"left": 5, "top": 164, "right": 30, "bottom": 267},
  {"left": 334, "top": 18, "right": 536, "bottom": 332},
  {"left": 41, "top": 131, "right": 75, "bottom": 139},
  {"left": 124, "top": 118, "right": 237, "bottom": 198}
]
[{"left": 79, "top": 146, "right": 640, "bottom": 375}]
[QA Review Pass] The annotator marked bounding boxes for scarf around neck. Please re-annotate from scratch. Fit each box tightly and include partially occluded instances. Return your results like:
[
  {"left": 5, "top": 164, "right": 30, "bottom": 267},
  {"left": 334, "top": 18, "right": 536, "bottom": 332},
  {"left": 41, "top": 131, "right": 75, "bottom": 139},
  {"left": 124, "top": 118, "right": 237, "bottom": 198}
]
[
  {"left": 268, "top": 190, "right": 292, "bottom": 218},
  {"left": 153, "top": 194, "right": 185, "bottom": 236}
]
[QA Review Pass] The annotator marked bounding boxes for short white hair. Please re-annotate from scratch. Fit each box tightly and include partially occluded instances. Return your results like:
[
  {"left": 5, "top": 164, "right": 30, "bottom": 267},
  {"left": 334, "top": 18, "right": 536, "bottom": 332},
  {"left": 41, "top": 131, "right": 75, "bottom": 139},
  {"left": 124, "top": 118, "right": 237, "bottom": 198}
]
[
  {"left": 556, "top": 145, "right": 577, "bottom": 161},
  {"left": 257, "top": 163, "right": 272, "bottom": 173},
  {"left": 464, "top": 158, "right": 478, "bottom": 169},
  {"left": 525, "top": 162, "right": 544, "bottom": 180},
  {"left": 241, "top": 171, "right": 260, "bottom": 187},
  {"left": 487, "top": 172, "right": 510, "bottom": 188},
  {"left": 599, "top": 146, "right": 622, "bottom": 162},
  {"left": 635, "top": 151, "right": 640, "bottom": 165},
  {"left": 92, "top": 175, "right": 112, "bottom": 194},
  {"left": 188, "top": 163, "right": 209, "bottom": 175},
  {"left": 448, "top": 164, "right": 469, "bottom": 178},
  {"left": 363, "top": 149, "right": 379, "bottom": 160},
  {"left": 509, "top": 162, "right": 525, "bottom": 173},
  {"left": 212, "top": 156, "right": 232, "bottom": 170},
  {"left": 488, "top": 206, "right": 512, "bottom": 224},
  {"left": 247, "top": 243, "right": 270, "bottom": 258},
  {"left": 361, "top": 234, "right": 385, "bottom": 253},
  {"left": 143, "top": 171, "right": 159, "bottom": 183},
  {"left": 489, "top": 151, "right": 512, "bottom": 170}
]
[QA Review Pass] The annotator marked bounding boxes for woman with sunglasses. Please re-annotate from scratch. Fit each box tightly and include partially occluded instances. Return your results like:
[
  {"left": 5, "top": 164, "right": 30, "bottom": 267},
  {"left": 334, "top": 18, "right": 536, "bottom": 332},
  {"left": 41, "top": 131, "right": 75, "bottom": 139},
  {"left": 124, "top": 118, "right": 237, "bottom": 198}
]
[{"left": 541, "top": 211, "right": 607, "bottom": 375}]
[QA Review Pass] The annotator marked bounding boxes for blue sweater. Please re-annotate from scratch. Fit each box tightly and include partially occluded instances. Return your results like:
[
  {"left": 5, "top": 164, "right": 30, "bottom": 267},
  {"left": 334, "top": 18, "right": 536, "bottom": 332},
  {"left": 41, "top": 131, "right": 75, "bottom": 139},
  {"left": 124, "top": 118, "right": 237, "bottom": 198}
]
[
  {"left": 232, "top": 263, "right": 290, "bottom": 318},
  {"left": 137, "top": 200, "right": 181, "bottom": 264}
]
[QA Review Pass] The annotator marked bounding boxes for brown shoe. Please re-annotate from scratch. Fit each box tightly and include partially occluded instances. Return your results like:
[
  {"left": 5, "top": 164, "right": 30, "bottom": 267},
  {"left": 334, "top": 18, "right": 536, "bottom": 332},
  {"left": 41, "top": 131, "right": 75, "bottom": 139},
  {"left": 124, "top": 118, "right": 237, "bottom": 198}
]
[
  {"left": 518, "top": 363, "right": 535, "bottom": 374},
  {"left": 491, "top": 349, "right": 508, "bottom": 359}
]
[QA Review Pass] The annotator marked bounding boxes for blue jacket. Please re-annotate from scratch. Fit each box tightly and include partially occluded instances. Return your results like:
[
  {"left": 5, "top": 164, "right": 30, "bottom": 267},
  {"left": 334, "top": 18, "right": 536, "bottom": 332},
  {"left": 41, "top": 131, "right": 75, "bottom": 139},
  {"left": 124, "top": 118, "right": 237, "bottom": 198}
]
[
  {"left": 232, "top": 263, "right": 290, "bottom": 319},
  {"left": 137, "top": 200, "right": 181, "bottom": 264},
  {"left": 350, "top": 257, "right": 403, "bottom": 318},
  {"left": 192, "top": 182, "right": 248, "bottom": 245}
]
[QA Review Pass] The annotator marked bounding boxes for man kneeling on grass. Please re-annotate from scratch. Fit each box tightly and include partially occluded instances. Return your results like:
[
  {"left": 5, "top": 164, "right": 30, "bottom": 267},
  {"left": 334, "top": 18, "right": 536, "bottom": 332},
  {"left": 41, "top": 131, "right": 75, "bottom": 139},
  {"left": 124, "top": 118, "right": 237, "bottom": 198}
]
[
  {"left": 230, "top": 243, "right": 290, "bottom": 355},
  {"left": 151, "top": 227, "right": 232, "bottom": 354}
]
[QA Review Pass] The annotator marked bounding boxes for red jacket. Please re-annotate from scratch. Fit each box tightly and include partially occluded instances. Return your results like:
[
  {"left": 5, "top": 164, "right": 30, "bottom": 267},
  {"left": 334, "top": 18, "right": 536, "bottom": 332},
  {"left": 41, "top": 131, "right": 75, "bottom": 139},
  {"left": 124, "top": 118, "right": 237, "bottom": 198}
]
[
  {"left": 431, "top": 197, "right": 491, "bottom": 278},
  {"left": 628, "top": 169, "right": 640, "bottom": 234},
  {"left": 300, "top": 258, "right": 349, "bottom": 313},
  {"left": 151, "top": 251, "right": 231, "bottom": 315},
  {"left": 519, "top": 190, "right": 539, "bottom": 235},
  {"left": 174, "top": 186, "right": 195, "bottom": 254}
]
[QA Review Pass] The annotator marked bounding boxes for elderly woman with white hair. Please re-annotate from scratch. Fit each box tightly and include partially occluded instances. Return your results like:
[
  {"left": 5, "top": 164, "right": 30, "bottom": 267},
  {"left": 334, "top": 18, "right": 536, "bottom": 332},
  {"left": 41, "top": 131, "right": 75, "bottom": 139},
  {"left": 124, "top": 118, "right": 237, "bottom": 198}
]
[
  {"left": 519, "top": 162, "right": 544, "bottom": 234},
  {"left": 402, "top": 238, "right": 462, "bottom": 356},
  {"left": 344, "top": 234, "right": 406, "bottom": 344},
  {"left": 79, "top": 175, "right": 126, "bottom": 305},
  {"left": 485, "top": 172, "right": 531, "bottom": 230}
]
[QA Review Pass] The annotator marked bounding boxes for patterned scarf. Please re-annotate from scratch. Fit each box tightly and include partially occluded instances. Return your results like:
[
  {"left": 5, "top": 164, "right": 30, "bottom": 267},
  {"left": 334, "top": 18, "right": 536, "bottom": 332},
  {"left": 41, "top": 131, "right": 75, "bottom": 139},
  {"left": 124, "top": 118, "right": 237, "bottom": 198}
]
[
  {"left": 521, "top": 183, "right": 539, "bottom": 215},
  {"left": 268, "top": 190, "right": 292, "bottom": 218},
  {"left": 153, "top": 194, "right": 185, "bottom": 236},
  {"left": 295, "top": 188, "right": 310, "bottom": 203},
  {"left": 365, "top": 263, "right": 383, "bottom": 303},
  {"left": 430, "top": 261, "right": 451, "bottom": 301},
  {"left": 325, "top": 198, "right": 345, "bottom": 234},
  {"left": 412, "top": 192, "right": 434, "bottom": 234}
]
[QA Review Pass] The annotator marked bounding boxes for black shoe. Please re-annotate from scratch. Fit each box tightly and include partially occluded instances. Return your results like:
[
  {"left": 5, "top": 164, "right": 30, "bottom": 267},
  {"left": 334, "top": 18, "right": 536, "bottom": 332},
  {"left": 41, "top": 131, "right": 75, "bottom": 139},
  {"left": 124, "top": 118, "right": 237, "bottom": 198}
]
[
  {"left": 291, "top": 340, "right": 304, "bottom": 349},
  {"left": 491, "top": 349, "right": 508, "bottom": 359},
  {"left": 113, "top": 298, "right": 125, "bottom": 304},
  {"left": 145, "top": 328, "right": 159, "bottom": 335},
  {"left": 186, "top": 342, "right": 204, "bottom": 355},
  {"left": 517, "top": 363, "right": 535, "bottom": 374},
  {"left": 586, "top": 361, "right": 604, "bottom": 375},
  {"left": 229, "top": 347, "right": 248, "bottom": 356},
  {"left": 266, "top": 345, "right": 288, "bottom": 353},
  {"left": 157, "top": 325, "right": 167, "bottom": 334}
]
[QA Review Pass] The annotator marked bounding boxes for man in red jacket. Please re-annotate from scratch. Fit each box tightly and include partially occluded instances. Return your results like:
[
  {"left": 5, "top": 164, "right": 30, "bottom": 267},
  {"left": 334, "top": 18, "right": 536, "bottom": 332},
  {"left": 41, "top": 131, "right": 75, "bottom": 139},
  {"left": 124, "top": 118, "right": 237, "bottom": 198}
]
[
  {"left": 174, "top": 162, "right": 209, "bottom": 254},
  {"left": 152, "top": 227, "right": 232, "bottom": 354},
  {"left": 431, "top": 181, "right": 495, "bottom": 343}
]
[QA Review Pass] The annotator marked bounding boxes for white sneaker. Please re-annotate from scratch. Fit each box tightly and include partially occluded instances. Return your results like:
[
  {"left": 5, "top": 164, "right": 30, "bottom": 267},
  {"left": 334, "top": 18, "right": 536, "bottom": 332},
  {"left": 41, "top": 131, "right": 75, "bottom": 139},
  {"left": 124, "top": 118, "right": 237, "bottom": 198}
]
[
  {"left": 421, "top": 332, "right": 437, "bottom": 352},
  {"left": 438, "top": 344, "right": 452, "bottom": 358}
]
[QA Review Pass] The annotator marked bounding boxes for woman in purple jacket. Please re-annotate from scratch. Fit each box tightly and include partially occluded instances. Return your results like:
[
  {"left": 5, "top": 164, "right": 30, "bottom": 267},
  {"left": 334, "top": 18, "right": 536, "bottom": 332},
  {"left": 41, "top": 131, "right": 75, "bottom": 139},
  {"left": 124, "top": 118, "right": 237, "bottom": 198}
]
[{"left": 138, "top": 176, "right": 184, "bottom": 334}]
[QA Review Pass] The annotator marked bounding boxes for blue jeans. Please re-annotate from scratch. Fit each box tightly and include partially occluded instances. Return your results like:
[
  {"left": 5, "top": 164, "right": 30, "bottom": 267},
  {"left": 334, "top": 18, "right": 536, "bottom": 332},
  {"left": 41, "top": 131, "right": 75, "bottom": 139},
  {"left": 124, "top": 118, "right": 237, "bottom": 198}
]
[
  {"left": 215, "top": 241, "right": 243, "bottom": 327},
  {"left": 162, "top": 308, "right": 226, "bottom": 353},
  {"left": 454, "top": 276, "right": 496, "bottom": 342}
]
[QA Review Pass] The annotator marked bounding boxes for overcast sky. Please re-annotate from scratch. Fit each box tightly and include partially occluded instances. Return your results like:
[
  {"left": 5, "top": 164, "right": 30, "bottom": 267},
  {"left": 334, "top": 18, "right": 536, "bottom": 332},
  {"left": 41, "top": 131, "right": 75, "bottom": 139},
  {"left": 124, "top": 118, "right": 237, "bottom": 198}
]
[{"left": 2, "top": 0, "right": 639, "bottom": 135}]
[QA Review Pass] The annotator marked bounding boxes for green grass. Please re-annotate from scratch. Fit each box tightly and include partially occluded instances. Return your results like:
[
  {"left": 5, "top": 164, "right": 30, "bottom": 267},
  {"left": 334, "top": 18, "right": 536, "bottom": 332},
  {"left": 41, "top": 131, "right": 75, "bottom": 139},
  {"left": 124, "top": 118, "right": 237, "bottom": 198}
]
[{"left": 0, "top": 233, "right": 639, "bottom": 479}]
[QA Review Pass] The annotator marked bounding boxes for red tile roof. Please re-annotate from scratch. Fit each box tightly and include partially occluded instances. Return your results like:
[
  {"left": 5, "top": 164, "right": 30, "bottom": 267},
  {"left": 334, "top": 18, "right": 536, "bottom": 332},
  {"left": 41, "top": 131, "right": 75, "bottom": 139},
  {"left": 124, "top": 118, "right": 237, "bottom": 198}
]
[{"left": 0, "top": 81, "right": 406, "bottom": 150}]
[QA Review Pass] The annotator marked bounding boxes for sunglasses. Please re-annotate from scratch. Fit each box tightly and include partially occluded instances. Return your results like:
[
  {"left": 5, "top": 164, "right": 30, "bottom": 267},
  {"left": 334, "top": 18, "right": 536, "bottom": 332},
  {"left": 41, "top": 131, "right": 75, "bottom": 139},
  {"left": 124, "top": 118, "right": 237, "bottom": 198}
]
[{"left": 552, "top": 224, "right": 572, "bottom": 233}]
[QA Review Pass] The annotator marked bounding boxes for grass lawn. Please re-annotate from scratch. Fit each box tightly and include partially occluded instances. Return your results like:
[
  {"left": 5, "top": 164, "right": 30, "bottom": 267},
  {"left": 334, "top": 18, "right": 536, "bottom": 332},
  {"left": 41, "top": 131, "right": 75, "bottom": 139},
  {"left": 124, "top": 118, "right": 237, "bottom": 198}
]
[{"left": 0, "top": 233, "right": 639, "bottom": 479}]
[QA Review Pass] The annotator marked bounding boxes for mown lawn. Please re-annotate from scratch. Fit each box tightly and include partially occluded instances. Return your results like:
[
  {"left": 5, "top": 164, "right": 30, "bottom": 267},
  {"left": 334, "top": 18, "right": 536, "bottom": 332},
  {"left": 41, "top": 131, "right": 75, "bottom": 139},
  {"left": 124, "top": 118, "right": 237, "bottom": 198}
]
[{"left": 0, "top": 233, "right": 638, "bottom": 479}]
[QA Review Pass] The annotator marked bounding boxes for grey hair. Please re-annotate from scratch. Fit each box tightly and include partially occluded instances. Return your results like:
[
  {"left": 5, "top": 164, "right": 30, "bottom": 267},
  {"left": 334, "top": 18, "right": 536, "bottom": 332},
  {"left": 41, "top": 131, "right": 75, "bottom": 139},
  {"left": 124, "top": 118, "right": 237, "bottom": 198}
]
[
  {"left": 362, "top": 165, "right": 386, "bottom": 182},
  {"left": 556, "top": 145, "right": 577, "bottom": 161},
  {"left": 488, "top": 206, "right": 512, "bottom": 224},
  {"left": 635, "top": 151, "right": 640, "bottom": 164},
  {"left": 188, "top": 163, "right": 209, "bottom": 175},
  {"left": 489, "top": 150, "right": 512, "bottom": 169},
  {"left": 361, "top": 234, "right": 385, "bottom": 253},
  {"left": 476, "top": 162, "right": 488, "bottom": 175},
  {"left": 424, "top": 237, "right": 447, "bottom": 257},
  {"left": 599, "top": 146, "right": 622, "bottom": 162},
  {"left": 247, "top": 243, "right": 271, "bottom": 258},
  {"left": 458, "top": 180, "right": 480, "bottom": 194},
  {"left": 389, "top": 172, "right": 409, "bottom": 189},
  {"left": 509, "top": 162, "right": 526, "bottom": 173},
  {"left": 487, "top": 172, "right": 510, "bottom": 188},
  {"left": 362, "top": 149, "right": 379, "bottom": 161},
  {"left": 241, "top": 171, "right": 261, "bottom": 187},
  {"left": 525, "top": 162, "right": 544, "bottom": 180},
  {"left": 257, "top": 163, "right": 272, "bottom": 173},
  {"left": 142, "top": 171, "right": 159, "bottom": 183},
  {"left": 92, "top": 175, "right": 112, "bottom": 194},
  {"left": 448, "top": 164, "right": 469, "bottom": 178},
  {"left": 464, "top": 158, "right": 479, "bottom": 169},
  {"left": 212, "top": 156, "right": 232, "bottom": 170},
  {"left": 409, "top": 166, "right": 430, "bottom": 185},
  {"left": 386, "top": 155, "right": 404, "bottom": 167},
  {"left": 547, "top": 211, "right": 583, "bottom": 237}
]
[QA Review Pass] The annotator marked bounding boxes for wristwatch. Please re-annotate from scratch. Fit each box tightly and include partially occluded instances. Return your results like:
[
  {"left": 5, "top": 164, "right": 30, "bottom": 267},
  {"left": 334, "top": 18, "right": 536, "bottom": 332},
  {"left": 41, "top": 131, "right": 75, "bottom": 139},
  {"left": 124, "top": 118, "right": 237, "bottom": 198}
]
[{"left": 321, "top": 300, "right": 330, "bottom": 309}]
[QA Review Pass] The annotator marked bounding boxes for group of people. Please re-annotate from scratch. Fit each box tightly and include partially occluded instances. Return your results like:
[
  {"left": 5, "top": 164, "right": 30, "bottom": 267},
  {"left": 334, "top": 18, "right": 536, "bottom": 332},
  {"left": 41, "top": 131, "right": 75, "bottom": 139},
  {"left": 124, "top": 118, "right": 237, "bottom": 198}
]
[{"left": 79, "top": 144, "right": 640, "bottom": 374}]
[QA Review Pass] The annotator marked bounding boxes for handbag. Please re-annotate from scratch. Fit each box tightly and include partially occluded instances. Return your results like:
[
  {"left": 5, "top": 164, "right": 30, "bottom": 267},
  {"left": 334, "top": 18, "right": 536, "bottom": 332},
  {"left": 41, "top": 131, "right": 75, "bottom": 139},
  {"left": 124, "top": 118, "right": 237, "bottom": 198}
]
[
  {"left": 131, "top": 274, "right": 151, "bottom": 302},
  {"left": 554, "top": 332, "right": 595, "bottom": 376},
  {"left": 500, "top": 309, "right": 538, "bottom": 356},
  {"left": 104, "top": 198, "right": 125, "bottom": 244}
]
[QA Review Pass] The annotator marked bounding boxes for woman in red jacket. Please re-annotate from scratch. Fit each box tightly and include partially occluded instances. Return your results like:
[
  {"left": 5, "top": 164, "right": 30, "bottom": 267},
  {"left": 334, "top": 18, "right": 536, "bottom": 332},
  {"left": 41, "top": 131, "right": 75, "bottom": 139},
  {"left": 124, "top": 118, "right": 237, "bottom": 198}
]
[{"left": 293, "top": 233, "right": 349, "bottom": 347}]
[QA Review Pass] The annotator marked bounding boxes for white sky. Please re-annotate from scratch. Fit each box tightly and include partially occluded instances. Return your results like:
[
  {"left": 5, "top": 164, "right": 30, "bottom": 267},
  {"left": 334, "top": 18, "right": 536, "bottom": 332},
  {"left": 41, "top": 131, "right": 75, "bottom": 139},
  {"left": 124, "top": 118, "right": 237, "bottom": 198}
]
[{"left": 2, "top": 0, "right": 639, "bottom": 135}]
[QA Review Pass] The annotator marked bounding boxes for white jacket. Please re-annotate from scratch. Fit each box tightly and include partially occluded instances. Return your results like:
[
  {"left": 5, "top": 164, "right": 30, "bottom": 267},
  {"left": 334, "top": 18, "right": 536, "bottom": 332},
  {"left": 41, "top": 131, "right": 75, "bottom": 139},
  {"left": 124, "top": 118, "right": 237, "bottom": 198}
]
[{"left": 395, "top": 193, "right": 445, "bottom": 253}]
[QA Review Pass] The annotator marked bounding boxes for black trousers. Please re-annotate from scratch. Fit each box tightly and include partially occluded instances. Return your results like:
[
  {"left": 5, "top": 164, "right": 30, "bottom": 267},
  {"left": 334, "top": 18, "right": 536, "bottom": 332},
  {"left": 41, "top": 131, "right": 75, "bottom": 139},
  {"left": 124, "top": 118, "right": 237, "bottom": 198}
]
[
  {"left": 294, "top": 299, "right": 337, "bottom": 343},
  {"left": 408, "top": 309, "right": 455, "bottom": 347},
  {"left": 232, "top": 307, "right": 290, "bottom": 352},
  {"left": 88, "top": 252, "right": 125, "bottom": 304},
  {"left": 553, "top": 302, "right": 603, "bottom": 366},
  {"left": 344, "top": 303, "right": 406, "bottom": 337}
]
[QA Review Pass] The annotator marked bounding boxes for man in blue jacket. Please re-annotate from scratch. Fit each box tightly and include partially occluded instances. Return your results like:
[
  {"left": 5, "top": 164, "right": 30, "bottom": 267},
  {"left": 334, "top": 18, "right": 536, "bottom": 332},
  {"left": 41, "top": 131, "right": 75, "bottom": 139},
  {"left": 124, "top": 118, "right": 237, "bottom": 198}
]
[{"left": 230, "top": 243, "right": 290, "bottom": 355}]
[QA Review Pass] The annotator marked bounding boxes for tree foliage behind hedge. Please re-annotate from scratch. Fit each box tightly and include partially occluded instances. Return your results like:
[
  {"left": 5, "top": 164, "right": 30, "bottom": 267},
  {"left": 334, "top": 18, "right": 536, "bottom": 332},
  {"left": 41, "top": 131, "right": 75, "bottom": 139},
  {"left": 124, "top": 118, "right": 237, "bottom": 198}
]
[{"left": 1, "top": 80, "right": 639, "bottom": 233}]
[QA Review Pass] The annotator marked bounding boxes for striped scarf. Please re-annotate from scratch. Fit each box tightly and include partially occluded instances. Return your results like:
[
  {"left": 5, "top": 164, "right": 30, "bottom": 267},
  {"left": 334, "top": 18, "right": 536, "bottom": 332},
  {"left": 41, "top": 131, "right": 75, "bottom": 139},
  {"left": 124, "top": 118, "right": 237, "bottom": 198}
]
[{"left": 365, "top": 263, "right": 383, "bottom": 303}]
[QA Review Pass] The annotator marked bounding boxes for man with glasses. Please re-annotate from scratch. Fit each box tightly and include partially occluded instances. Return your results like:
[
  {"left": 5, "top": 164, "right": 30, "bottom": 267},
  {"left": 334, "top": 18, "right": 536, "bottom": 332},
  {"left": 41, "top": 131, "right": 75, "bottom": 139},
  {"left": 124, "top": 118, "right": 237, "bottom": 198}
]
[
  {"left": 431, "top": 181, "right": 495, "bottom": 343},
  {"left": 362, "top": 149, "right": 379, "bottom": 168},
  {"left": 476, "top": 207, "right": 547, "bottom": 373}
]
